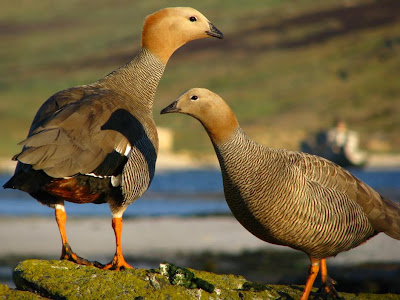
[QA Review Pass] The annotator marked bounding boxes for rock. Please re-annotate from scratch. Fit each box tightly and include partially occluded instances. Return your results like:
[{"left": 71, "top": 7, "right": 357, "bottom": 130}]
[
  {"left": 11, "top": 260, "right": 284, "bottom": 300},
  {"left": 4, "top": 259, "right": 400, "bottom": 300},
  {"left": 0, "top": 282, "right": 47, "bottom": 299}
]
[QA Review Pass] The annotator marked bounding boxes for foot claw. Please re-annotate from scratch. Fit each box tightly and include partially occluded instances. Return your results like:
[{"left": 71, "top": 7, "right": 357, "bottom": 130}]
[
  {"left": 317, "top": 276, "right": 341, "bottom": 299},
  {"left": 61, "top": 243, "right": 104, "bottom": 268},
  {"left": 102, "top": 256, "right": 133, "bottom": 271}
]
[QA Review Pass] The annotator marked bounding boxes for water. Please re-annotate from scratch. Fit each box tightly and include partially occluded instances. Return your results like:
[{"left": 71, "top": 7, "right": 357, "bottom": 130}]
[
  {"left": 0, "top": 169, "right": 227, "bottom": 217},
  {"left": 0, "top": 168, "right": 399, "bottom": 217}
]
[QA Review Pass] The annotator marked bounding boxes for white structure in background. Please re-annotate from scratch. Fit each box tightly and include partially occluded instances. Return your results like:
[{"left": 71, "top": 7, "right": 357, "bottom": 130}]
[{"left": 157, "top": 127, "right": 174, "bottom": 153}]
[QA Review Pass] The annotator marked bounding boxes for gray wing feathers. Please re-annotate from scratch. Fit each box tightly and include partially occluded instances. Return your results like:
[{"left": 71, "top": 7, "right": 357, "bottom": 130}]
[{"left": 15, "top": 91, "right": 131, "bottom": 178}]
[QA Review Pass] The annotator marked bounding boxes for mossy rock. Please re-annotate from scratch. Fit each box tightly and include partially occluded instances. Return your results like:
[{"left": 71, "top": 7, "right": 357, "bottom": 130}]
[
  {"left": 10, "top": 260, "right": 400, "bottom": 300},
  {"left": 12, "top": 260, "right": 283, "bottom": 300},
  {"left": 0, "top": 283, "right": 47, "bottom": 299}
]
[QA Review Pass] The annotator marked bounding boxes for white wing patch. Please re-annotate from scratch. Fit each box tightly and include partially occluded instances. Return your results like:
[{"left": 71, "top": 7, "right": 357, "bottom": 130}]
[
  {"left": 123, "top": 144, "right": 132, "bottom": 156},
  {"left": 84, "top": 173, "right": 122, "bottom": 187},
  {"left": 115, "top": 140, "right": 132, "bottom": 157},
  {"left": 86, "top": 173, "right": 106, "bottom": 178},
  {"left": 82, "top": 138, "right": 129, "bottom": 186},
  {"left": 111, "top": 174, "right": 122, "bottom": 187}
]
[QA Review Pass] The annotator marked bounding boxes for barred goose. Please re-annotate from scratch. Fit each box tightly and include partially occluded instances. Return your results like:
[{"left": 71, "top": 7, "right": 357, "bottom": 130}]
[
  {"left": 4, "top": 9, "right": 223, "bottom": 270},
  {"left": 161, "top": 88, "right": 400, "bottom": 299}
]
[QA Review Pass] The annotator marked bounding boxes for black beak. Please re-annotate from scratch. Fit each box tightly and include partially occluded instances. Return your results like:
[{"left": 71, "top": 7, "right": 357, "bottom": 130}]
[
  {"left": 206, "top": 22, "right": 223, "bottom": 39},
  {"left": 160, "top": 101, "right": 179, "bottom": 114}
]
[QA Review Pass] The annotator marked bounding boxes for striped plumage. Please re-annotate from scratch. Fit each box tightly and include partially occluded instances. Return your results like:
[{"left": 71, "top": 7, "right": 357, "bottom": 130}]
[
  {"left": 161, "top": 88, "right": 400, "bottom": 299},
  {"left": 216, "top": 128, "right": 377, "bottom": 258},
  {"left": 3, "top": 9, "right": 223, "bottom": 270}
]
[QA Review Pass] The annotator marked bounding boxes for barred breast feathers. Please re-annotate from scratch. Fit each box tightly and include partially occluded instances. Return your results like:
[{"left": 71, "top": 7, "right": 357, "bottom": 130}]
[{"left": 100, "top": 48, "right": 165, "bottom": 116}]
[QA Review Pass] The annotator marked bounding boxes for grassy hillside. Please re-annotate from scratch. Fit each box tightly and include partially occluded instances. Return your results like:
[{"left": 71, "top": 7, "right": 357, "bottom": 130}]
[{"left": 1, "top": 0, "right": 399, "bottom": 159}]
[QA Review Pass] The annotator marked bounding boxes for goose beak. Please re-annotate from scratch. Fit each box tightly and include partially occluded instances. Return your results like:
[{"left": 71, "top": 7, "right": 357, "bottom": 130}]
[
  {"left": 206, "top": 22, "right": 223, "bottom": 39},
  {"left": 161, "top": 101, "right": 179, "bottom": 114}
]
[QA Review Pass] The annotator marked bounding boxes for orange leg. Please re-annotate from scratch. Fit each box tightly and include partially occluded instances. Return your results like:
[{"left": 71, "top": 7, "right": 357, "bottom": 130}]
[
  {"left": 103, "top": 217, "right": 133, "bottom": 270},
  {"left": 320, "top": 258, "right": 338, "bottom": 298},
  {"left": 300, "top": 258, "right": 320, "bottom": 300},
  {"left": 55, "top": 206, "right": 102, "bottom": 268}
]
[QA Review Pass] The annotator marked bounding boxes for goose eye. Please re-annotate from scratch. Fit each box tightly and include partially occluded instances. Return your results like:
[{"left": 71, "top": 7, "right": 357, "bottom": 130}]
[
  {"left": 189, "top": 16, "right": 197, "bottom": 22},
  {"left": 190, "top": 95, "right": 199, "bottom": 100}
]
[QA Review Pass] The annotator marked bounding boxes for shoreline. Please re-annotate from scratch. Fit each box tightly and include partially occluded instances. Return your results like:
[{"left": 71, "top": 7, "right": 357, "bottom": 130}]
[
  {"left": 0, "top": 215, "right": 399, "bottom": 266},
  {"left": 2, "top": 152, "right": 400, "bottom": 174}
]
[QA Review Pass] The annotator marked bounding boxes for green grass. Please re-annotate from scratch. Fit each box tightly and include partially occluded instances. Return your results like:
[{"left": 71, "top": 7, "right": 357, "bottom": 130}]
[{"left": 1, "top": 0, "right": 399, "bottom": 158}]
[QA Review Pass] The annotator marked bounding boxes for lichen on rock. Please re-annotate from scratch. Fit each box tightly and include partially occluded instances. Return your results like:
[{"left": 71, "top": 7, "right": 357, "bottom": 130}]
[
  {"left": 10, "top": 259, "right": 284, "bottom": 299},
  {"left": 158, "top": 262, "right": 215, "bottom": 293},
  {"left": 0, "top": 283, "right": 47, "bottom": 299},
  {"left": 5, "top": 259, "right": 400, "bottom": 300}
]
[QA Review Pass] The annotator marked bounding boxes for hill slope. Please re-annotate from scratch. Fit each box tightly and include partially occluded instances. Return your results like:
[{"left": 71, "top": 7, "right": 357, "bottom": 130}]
[{"left": 1, "top": 0, "right": 399, "bottom": 159}]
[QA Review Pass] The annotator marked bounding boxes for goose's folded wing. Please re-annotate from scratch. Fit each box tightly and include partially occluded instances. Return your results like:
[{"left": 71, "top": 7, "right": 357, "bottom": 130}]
[
  {"left": 14, "top": 91, "right": 144, "bottom": 179},
  {"left": 289, "top": 151, "right": 400, "bottom": 238}
]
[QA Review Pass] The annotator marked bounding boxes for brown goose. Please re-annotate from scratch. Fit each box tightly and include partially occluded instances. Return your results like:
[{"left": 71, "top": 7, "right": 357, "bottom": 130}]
[
  {"left": 161, "top": 88, "right": 400, "bottom": 299},
  {"left": 3, "top": 9, "right": 223, "bottom": 270}
]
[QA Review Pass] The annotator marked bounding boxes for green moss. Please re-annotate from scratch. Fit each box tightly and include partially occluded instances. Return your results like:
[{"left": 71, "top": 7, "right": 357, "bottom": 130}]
[
  {"left": 12, "top": 260, "right": 282, "bottom": 299},
  {"left": 0, "top": 283, "right": 46, "bottom": 299},
  {"left": 11, "top": 260, "right": 400, "bottom": 300},
  {"left": 13, "top": 260, "right": 154, "bottom": 300},
  {"left": 241, "top": 281, "right": 271, "bottom": 292}
]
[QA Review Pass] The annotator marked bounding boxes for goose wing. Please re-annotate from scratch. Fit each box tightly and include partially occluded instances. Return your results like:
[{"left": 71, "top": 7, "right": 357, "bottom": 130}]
[
  {"left": 289, "top": 151, "right": 400, "bottom": 239},
  {"left": 14, "top": 89, "right": 145, "bottom": 179}
]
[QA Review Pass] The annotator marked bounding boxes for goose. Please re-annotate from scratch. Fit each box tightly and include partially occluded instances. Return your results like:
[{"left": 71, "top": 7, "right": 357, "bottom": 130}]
[
  {"left": 3, "top": 9, "right": 223, "bottom": 271},
  {"left": 161, "top": 88, "right": 400, "bottom": 299}
]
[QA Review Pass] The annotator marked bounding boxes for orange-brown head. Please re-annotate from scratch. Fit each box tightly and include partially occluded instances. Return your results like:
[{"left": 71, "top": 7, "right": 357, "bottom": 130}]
[
  {"left": 161, "top": 88, "right": 239, "bottom": 145},
  {"left": 142, "top": 7, "right": 223, "bottom": 65}
]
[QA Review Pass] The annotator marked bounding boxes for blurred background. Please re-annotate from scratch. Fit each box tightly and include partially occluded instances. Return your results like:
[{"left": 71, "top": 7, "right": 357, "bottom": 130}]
[{"left": 1, "top": 0, "right": 400, "bottom": 295}]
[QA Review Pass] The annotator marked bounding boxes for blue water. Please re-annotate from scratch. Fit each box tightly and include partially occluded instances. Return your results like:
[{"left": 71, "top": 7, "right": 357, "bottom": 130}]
[{"left": 0, "top": 168, "right": 399, "bottom": 217}]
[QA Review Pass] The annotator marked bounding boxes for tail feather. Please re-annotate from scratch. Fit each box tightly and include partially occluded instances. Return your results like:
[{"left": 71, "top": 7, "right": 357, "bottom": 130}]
[
  {"left": 3, "top": 177, "right": 16, "bottom": 189},
  {"left": 381, "top": 196, "right": 400, "bottom": 240},
  {"left": 2, "top": 167, "right": 51, "bottom": 193}
]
